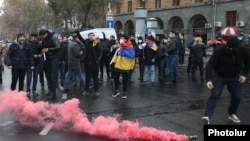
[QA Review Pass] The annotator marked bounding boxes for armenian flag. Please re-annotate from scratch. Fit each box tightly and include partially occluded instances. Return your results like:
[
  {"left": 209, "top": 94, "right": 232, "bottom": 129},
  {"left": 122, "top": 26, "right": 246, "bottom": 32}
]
[
  {"left": 111, "top": 41, "right": 136, "bottom": 72},
  {"left": 147, "top": 41, "right": 158, "bottom": 51}
]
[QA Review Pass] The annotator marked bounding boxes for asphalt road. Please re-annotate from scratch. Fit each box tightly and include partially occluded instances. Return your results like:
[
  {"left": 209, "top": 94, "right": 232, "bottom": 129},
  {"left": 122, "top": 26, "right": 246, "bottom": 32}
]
[{"left": 0, "top": 64, "right": 250, "bottom": 141}]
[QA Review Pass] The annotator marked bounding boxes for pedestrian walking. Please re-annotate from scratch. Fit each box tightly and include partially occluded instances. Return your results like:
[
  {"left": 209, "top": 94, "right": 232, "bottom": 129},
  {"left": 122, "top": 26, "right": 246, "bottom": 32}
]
[
  {"left": 6, "top": 33, "right": 34, "bottom": 92},
  {"left": 190, "top": 37, "right": 207, "bottom": 82},
  {"left": 111, "top": 34, "right": 136, "bottom": 99},
  {"left": 201, "top": 36, "right": 250, "bottom": 124}
]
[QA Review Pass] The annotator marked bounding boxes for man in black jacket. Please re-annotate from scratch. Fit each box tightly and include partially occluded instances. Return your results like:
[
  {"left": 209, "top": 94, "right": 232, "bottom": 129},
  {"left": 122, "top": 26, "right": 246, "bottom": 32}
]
[
  {"left": 26, "top": 33, "right": 42, "bottom": 97},
  {"left": 201, "top": 37, "right": 250, "bottom": 124},
  {"left": 7, "top": 33, "right": 34, "bottom": 92},
  {"left": 76, "top": 31, "right": 101, "bottom": 96},
  {"left": 39, "top": 29, "right": 61, "bottom": 100}
]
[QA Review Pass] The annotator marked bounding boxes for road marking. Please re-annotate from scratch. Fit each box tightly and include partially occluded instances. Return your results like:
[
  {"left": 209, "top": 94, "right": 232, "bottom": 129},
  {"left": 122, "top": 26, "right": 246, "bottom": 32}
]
[
  {"left": 0, "top": 121, "right": 14, "bottom": 126},
  {"left": 39, "top": 122, "right": 54, "bottom": 135},
  {"left": 62, "top": 93, "right": 67, "bottom": 99}
]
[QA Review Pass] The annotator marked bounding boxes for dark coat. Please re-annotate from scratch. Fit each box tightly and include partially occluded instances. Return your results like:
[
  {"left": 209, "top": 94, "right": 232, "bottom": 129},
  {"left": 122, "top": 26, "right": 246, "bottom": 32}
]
[
  {"left": 206, "top": 46, "right": 250, "bottom": 81},
  {"left": 7, "top": 42, "right": 34, "bottom": 68}
]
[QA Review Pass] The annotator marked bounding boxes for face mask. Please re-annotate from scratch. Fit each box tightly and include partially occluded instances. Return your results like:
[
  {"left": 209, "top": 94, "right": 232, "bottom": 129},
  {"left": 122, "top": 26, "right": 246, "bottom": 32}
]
[
  {"left": 119, "top": 39, "right": 124, "bottom": 44},
  {"left": 138, "top": 40, "right": 142, "bottom": 43},
  {"left": 238, "top": 36, "right": 243, "bottom": 40},
  {"left": 163, "top": 39, "right": 168, "bottom": 43}
]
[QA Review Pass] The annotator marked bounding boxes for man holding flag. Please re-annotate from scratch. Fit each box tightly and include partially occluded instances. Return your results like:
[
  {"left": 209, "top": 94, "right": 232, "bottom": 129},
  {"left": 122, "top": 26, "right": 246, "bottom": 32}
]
[
  {"left": 111, "top": 34, "right": 136, "bottom": 99},
  {"left": 141, "top": 36, "right": 158, "bottom": 86}
]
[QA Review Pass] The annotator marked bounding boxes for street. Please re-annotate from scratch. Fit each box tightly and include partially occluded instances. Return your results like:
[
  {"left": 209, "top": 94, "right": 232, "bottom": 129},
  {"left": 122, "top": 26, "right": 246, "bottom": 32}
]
[{"left": 0, "top": 64, "right": 250, "bottom": 141}]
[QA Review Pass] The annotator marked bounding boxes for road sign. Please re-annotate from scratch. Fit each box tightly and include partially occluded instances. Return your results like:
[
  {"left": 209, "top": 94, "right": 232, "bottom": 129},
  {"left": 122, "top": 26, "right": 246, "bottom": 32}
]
[{"left": 106, "top": 20, "right": 114, "bottom": 28}]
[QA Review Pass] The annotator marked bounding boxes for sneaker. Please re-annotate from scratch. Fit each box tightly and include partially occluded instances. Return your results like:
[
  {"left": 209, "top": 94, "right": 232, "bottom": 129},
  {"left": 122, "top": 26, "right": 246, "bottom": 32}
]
[
  {"left": 122, "top": 92, "right": 127, "bottom": 99},
  {"left": 201, "top": 116, "right": 210, "bottom": 125},
  {"left": 94, "top": 91, "right": 100, "bottom": 96},
  {"left": 141, "top": 81, "right": 149, "bottom": 85},
  {"left": 32, "top": 92, "right": 39, "bottom": 97},
  {"left": 112, "top": 90, "right": 120, "bottom": 97},
  {"left": 82, "top": 91, "right": 89, "bottom": 95},
  {"left": 228, "top": 114, "right": 241, "bottom": 123},
  {"left": 26, "top": 91, "right": 31, "bottom": 97}
]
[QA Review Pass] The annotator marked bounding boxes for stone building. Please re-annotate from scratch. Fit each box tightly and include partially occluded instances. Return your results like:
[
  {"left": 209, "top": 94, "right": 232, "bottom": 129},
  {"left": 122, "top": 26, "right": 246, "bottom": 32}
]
[{"left": 113, "top": 0, "right": 250, "bottom": 44}]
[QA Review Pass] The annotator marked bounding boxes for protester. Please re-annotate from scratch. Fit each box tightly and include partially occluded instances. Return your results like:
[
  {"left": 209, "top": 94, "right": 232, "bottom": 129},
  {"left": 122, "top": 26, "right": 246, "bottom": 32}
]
[
  {"left": 111, "top": 34, "right": 136, "bottom": 99},
  {"left": 141, "top": 36, "right": 158, "bottom": 86},
  {"left": 26, "top": 33, "right": 42, "bottom": 97},
  {"left": 39, "top": 29, "right": 61, "bottom": 100},
  {"left": 76, "top": 31, "right": 101, "bottom": 96},
  {"left": 63, "top": 32, "right": 85, "bottom": 94},
  {"left": 190, "top": 37, "right": 207, "bottom": 82},
  {"left": 201, "top": 36, "right": 250, "bottom": 124},
  {"left": 6, "top": 33, "right": 34, "bottom": 92}
]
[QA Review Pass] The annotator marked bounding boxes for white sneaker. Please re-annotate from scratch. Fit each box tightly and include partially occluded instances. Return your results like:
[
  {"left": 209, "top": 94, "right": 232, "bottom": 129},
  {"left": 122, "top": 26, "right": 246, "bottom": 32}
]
[
  {"left": 201, "top": 116, "right": 210, "bottom": 125},
  {"left": 228, "top": 114, "right": 241, "bottom": 123}
]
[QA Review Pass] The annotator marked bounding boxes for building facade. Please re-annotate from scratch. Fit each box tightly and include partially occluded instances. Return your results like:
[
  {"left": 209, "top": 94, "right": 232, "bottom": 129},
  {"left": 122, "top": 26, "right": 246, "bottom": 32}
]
[{"left": 113, "top": 0, "right": 250, "bottom": 44}]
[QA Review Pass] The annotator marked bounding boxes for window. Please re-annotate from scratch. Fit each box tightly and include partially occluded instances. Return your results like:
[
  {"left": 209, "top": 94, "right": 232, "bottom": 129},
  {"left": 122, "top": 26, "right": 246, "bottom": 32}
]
[
  {"left": 140, "top": 0, "right": 145, "bottom": 8},
  {"left": 128, "top": 1, "right": 132, "bottom": 12},
  {"left": 116, "top": 6, "right": 121, "bottom": 14},
  {"left": 155, "top": 0, "right": 161, "bottom": 8},
  {"left": 173, "top": 0, "right": 180, "bottom": 6},
  {"left": 226, "top": 11, "right": 237, "bottom": 26},
  {"left": 195, "top": 0, "right": 203, "bottom": 2}
]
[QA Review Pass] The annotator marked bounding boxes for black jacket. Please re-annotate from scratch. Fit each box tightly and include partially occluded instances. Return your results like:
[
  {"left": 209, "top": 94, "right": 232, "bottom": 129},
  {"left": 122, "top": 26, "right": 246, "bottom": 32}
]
[
  {"left": 76, "top": 31, "right": 101, "bottom": 64},
  {"left": 7, "top": 42, "right": 34, "bottom": 68},
  {"left": 205, "top": 46, "right": 250, "bottom": 81},
  {"left": 41, "top": 33, "right": 61, "bottom": 60}
]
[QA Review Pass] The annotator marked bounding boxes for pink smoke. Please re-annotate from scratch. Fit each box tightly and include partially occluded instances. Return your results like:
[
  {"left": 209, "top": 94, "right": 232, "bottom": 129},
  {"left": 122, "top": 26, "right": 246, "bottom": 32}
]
[{"left": 0, "top": 89, "right": 189, "bottom": 141}]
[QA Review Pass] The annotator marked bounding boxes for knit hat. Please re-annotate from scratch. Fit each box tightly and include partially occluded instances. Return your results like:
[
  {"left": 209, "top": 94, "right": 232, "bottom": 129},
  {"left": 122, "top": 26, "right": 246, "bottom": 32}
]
[
  {"left": 17, "top": 33, "right": 25, "bottom": 38},
  {"left": 226, "top": 36, "right": 240, "bottom": 48}
]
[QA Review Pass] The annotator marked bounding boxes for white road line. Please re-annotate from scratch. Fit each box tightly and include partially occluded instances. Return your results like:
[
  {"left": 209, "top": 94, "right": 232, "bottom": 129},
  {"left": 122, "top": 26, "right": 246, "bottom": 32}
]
[
  {"left": 62, "top": 93, "right": 67, "bottom": 99},
  {"left": 0, "top": 121, "right": 14, "bottom": 126},
  {"left": 39, "top": 122, "right": 54, "bottom": 135}
]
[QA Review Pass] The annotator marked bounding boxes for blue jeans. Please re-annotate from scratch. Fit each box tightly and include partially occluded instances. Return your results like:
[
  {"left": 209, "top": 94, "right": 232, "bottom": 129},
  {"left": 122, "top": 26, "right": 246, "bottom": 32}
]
[
  {"left": 157, "top": 57, "right": 167, "bottom": 81},
  {"left": 143, "top": 65, "right": 156, "bottom": 82},
  {"left": 204, "top": 73, "right": 242, "bottom": 119},
  {"left": 166, "top": 55, "right": 177, "bottom": 82},
  {"left": 64, "top": 69, "right": 85, "bottom": 90},
  {"left": 26, "top": 64, "right": 40, "bottom": 92}
]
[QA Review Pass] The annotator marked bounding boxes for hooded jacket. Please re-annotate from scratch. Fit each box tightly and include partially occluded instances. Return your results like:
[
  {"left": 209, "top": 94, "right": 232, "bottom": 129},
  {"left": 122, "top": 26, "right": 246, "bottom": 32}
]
[{"left": 205, "top": 46, "right": 250, "bottom": 81}]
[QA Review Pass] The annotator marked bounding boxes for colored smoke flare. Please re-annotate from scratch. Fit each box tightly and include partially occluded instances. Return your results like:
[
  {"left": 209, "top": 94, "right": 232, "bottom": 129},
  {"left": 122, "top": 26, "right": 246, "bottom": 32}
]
[{"left": 0, "top": 89, "right": 195, "bottom": 141}]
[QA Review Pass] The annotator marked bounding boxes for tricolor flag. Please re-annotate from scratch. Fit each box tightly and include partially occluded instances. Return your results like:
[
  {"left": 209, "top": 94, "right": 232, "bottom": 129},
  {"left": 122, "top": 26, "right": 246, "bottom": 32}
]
[
  {"left": 111, "top": 41, "right": 136, "bottom": 71},
  {"left": 147, "top": 41, "right": 158, "bottom": 51}
]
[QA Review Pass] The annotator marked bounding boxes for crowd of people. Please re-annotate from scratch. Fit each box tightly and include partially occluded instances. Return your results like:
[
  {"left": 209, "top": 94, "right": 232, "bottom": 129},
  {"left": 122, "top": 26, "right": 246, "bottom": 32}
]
[{"left": 1, "top": 28, "right": 250, "bottom": 124}]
